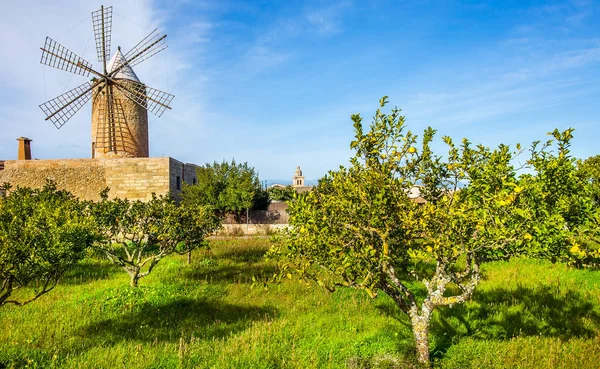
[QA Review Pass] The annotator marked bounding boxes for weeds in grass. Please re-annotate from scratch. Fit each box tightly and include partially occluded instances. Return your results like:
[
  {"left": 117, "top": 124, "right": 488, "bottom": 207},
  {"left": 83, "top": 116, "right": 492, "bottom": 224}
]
[{"left": 0, "top": 239, "right": 599, "bottom": 368}]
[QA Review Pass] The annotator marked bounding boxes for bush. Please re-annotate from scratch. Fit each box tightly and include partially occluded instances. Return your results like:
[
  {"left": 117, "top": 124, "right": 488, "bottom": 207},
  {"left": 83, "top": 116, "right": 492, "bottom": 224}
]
[{"left": 0, "top": 181, "right": 95, "bottom": 306}]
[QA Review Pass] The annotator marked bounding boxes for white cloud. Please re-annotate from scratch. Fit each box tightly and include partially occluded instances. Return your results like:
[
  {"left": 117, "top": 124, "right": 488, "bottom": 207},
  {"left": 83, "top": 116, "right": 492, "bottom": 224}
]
[
  {"left": 234, "top": 1, "right": 352, "bottom": 73},
  {"left": 305, "top": 1, "right": 351, "bottom": 36}
]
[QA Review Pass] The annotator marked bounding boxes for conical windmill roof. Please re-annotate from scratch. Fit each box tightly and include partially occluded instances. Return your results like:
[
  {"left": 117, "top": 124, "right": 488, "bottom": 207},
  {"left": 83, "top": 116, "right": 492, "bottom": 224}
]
[{"left": 106, "top": 49, "right": 141, "bottom": 82}]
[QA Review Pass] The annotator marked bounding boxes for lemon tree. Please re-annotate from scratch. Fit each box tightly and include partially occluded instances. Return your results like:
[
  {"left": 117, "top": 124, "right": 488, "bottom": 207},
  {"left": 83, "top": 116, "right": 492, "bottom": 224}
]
[
  {"left": 272, "top": 97, "right": 595, "bottom": 365},
  {"left": 0, "top": 182, "right": 94, "bottom": 306},
  {"left": 91, "top": 193, "right": 220, "bottom": 287}
]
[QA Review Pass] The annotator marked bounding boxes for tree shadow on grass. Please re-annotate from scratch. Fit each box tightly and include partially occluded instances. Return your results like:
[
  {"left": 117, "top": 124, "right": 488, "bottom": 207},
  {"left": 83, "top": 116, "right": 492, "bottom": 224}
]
[
  {"left": 185, "top": 263, "right": 277, "bottom": 284},
  {"left": 373, "top": 283, "right": 600, "bottom": 361},
  {"left": 60, "top": 258, "right": 121, "bottom": 285},
  {"left": 76, "top": 297, "right": 278, "bottom": 347},
  {"left": 429, "top": 284, "right": 600, "bottom": 359},
  {"left": 210, "top": 245, "right": 270, "bottom": 263}
]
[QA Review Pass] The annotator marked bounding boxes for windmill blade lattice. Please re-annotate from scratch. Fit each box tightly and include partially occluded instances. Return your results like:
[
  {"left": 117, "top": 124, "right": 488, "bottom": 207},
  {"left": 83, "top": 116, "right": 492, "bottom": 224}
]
[
  {"left": 92, "top": 5, "right": 112, "bottom": 65},
  {"left": 108, "top": 29, "right": 167, "bottom": 79},
  {"left": 39, "top": 5, "right": 174, "bottom": 157},
  {"left": 114, "top": 81, "right": 174, "bottom": 117},
  {"left": 122, "top": 29, "right": 168, "bottom": 68},
  {"left": 40, "top": 37, "right": 93, "bottom": 77},
  {"left": 39, "top": 82, "right": 93, "bottom": 128}
]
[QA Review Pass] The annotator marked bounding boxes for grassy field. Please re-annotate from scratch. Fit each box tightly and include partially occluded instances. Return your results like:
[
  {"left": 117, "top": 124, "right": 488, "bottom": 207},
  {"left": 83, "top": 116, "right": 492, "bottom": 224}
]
[{"left": 1, "top": 237, "right": 599, "bottom": 368}]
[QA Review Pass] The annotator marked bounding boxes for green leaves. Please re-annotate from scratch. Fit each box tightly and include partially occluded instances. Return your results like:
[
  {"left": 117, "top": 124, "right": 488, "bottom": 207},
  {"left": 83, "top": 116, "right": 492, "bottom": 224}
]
[
  {"left": 90, "top": 194, "right": 222, "bottom": 287},
  {"left": 0, "top": 181, "right": 95, "bottom": 306},
  {"left": 379, "top": 96, "right": 389, "bottom": 107},
  {"left": 280, "top": 101, "right": 596, "bottom": 289},
  {"left": 272, "top": 99, "right": 598, "bottom": 366},
  {"left": 181, "top": 159, "right": 270, "bottom": 215},
  {"left": 267, "top": 185, "right": 296, "bottom": 202}
]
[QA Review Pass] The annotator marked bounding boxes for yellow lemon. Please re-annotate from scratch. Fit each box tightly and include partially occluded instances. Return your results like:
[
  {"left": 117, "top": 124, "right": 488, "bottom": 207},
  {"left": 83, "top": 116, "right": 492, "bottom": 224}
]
[{"left": 408, "top": 147, "right": 417, "bottom": 154}]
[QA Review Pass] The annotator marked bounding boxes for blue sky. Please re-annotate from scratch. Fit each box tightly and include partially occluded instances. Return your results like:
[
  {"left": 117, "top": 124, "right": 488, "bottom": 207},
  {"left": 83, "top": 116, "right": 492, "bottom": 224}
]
[{"left": 0, "top": 0, "right": 598, "bottom": 182}]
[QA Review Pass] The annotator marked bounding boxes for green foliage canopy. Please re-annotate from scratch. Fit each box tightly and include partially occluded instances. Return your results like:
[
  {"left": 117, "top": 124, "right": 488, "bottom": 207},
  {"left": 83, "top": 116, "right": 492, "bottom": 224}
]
[
  {"left": 0, "top": 182, "right": 94, "bottom": 306},
  {"left": 91, "top": 192, "right": 221, "bottom": 287},
  {"left": 182, "top": 160, "right": 270, "bottom": 214},
  {"left": 566, "top": 154, "right": 600, "bottom": 266},
  {"left": 268, "top": 185, "right": 296, "bottom": 202},
  {"left": 579, "top": 154, "right": 600, "bottom": 206},
  {"left": 271, "top": 97, "right": 597, "bottom": 365}
]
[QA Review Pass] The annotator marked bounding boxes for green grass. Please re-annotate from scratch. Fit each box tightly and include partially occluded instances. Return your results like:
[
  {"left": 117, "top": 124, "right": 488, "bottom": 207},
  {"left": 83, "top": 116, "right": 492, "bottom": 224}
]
[{"left": 1, "top": 238, "right": 599, "bottom": 368}]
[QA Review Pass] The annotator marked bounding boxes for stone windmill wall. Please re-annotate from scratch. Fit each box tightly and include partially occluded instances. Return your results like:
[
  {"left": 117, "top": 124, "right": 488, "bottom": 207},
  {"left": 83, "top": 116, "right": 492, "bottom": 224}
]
[
  {"left": 91, "top": 49, "right": 149, "bottom": 159},
  {"left": 91, "top": 80, "right": 149, "bottom": 158}
]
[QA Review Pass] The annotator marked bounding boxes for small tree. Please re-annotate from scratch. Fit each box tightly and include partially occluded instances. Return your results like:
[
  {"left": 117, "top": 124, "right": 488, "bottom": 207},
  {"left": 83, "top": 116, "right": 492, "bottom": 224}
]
[
  {"left": 172, "top": 203, "right": 222, "bottom": 264},
  {"left": 271, "top": 98, "right": 594, "bottom": 365},
  {"left": 181, "top": 159, "right": 270, "bottom": 218},
  {"left": 579, "top": 155, "right": 600, "bottom": 206},
  {"left": 0, "top": 182, "right": 94, "bottom": 306},
  {"left": 92, "top": 192, "right": 220, "bottom": 286},
  {"left": 542, "top": 152, "right": 600, "bottom": 267},
  {"left": 268, "top": 185, "right": 296, "bottom": 202}
]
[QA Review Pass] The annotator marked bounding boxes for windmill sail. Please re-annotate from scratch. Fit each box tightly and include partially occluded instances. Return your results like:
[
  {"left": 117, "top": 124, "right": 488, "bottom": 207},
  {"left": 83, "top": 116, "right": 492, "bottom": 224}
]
[
  {"left": 39, "top": 5, "right": 174, "bottom": 158},
  {"left": 92, "top": 6, "right": 113, "bottom": 66},
  {"left": 39, "top": 82, "right": 94, "bottom": 128},
  {"left": 108, "top": 29, "right": 167, "bottom": 79},
  {"left": 40, "top": 37, "right": 93, "bottom": 77},
  {"left": 114, "top": 81, "right": 174, "bottom": 117},
  {"left": 122, "top": 29, "right": 168, "bottom": 68}
]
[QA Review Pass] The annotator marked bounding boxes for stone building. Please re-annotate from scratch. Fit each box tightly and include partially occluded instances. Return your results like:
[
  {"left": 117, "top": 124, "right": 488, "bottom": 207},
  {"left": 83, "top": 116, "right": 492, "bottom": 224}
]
[
  {"left": 92, "top": 49, "right": 149, "bottom": 159},
  {"left": 0, "top": 154, "right": 197, "bottom": 202},
  {"left": 0, "top": 49, "right": 197, "bottom": 202},
  {"left": 0, "top": 138, "right": 197, "bottom": 201},
  {"left": 292, "top": 166, "right": 304, "bottom": 186},
  {"left": 291, "top": 166, "right": 313, "bottom": 194},
  {"left": 267, "top": 166, "right": 314, "bottom": 202}
]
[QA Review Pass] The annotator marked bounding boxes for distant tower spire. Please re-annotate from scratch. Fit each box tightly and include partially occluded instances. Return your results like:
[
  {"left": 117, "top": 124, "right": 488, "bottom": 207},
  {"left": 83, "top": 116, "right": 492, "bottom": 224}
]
[{"left": 292, "top": 166, "right": 305, "bottom": 187}]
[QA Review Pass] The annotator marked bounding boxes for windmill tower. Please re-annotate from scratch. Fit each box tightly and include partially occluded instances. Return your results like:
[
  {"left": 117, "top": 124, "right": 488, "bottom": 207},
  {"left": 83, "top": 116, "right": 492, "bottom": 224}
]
[
  {"left": 39, "top": 5, "right": 174, "bottom": 158},
  {"left": 91, "top": 47, "right": 149, "bottom": 158}
]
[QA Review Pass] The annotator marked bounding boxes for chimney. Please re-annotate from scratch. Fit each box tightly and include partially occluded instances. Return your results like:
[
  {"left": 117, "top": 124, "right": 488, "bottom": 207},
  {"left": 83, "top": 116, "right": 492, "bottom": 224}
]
[{"left": 17, "top": 137, "right": 32, "bottom": 160}]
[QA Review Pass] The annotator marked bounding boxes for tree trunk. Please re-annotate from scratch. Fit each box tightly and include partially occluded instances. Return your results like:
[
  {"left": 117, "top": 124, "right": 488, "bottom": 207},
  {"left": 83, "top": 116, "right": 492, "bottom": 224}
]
[
  {"left": 411, "top": 311, "right": 432, "bottom": 366},
  {"left": 187, "top": 243, "right": 192, "bottom": 265},
  {"left": 128, "top": 268, "right": 140, "bottom": 287},
  {"left": 0, "top": 277, "right": 13, "bottom": 306}
]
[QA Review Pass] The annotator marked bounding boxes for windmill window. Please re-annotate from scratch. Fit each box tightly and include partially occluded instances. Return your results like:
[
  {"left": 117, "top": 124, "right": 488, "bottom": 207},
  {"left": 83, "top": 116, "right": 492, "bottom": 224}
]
[{"left": 176, "top": 176, "right": 181, "bottom": 190}]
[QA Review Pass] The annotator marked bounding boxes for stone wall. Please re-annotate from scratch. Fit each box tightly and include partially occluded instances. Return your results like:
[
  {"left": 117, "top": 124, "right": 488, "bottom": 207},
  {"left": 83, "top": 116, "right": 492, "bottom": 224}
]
[
  {"left": 223, "top": 210, "right": 289, "bottom": 225},
  {"left": 183, "top": 164, "right": 199, "bottom": 185},
  {"left": 217, "top": 224, "right": 289, "bottom": 236},
  {"left": 0, "top": 157, "right": 196, "bottom": 202},
  {"left": 91, "top": 80, "right": 149, "bottom": 159}
]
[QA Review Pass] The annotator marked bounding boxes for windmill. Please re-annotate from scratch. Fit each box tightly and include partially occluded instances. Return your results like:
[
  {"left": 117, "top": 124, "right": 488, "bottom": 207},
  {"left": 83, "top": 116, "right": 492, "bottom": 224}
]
[{"left": 39, "top": 5, "right": 174, "bottom": 158}]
